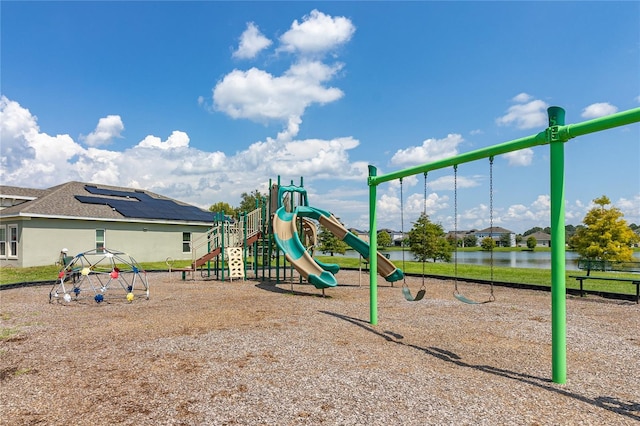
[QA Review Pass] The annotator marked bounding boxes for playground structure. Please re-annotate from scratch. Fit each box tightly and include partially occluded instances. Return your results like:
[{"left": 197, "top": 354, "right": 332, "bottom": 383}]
[
  {"left": 175, "top": 177, "right": 404, "bottom": 292},
  {"left": 272, "top": 181, "right": 403, "bottom": 291},
  {"left": 49, "top": 248, "right": 149, "bottom": 304},
  {"left": 366, "top": 106, "right": 640, "bottom": 384},
  {"left": 175, "top": 209, "right": 264, "bottom": 281}
]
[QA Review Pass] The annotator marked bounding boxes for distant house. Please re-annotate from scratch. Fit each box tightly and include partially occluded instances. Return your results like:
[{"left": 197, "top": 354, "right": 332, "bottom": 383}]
[
  {"left": 378, "top": 228, "right": 404, "bottom": 246},
  {"left": 0, "top": 182, "right": 214, "bottom": 267},
  {"left": 474, "top": 226, "right": 516, "bottom": 247},
  {"left": 525, "top": 231, "right": 552, "bottom": 247},
  {"left": 348, "top": 228, "right": 369, "bottom": 243},
  {"left": 446, "top": 230, "right": 474, "bottom": 247}
]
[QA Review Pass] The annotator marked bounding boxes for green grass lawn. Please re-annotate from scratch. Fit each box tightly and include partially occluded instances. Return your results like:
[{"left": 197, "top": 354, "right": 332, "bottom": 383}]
[
  {"left": 314, "top": 255, "right": 638, "bottom": 296},
  {"left": 1, "top": 255, "right": 637, "bottom": 297}
]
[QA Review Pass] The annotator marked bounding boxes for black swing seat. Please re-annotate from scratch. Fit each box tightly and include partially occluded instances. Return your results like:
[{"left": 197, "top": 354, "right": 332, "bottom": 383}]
[{"left": 403, "top": 286, "right": 426, "bottom": 302}]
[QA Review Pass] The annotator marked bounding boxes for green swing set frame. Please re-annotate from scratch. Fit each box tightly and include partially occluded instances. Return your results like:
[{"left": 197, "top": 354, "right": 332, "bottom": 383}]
[{"left": 367, "top": 106, "right": 640, "bottom": 384}]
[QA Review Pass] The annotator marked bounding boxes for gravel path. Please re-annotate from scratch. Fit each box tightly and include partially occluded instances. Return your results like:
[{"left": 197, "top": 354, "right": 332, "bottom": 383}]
[{"left": 1, "top": 271, "right": 638, "bottom": 425}]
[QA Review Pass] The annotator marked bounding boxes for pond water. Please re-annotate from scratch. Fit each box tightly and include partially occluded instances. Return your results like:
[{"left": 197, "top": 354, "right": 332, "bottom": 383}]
[{"left": 335, "top": 249, "right": 639, "bottom": 271}]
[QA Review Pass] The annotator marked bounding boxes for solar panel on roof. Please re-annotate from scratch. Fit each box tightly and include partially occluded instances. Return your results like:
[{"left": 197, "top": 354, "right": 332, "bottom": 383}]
[
  {"left": 84, "top": 185, "right": 141, "bottom": 199},
  {"left": 75, "top": 194, "right": 212, "bottom": 222}
]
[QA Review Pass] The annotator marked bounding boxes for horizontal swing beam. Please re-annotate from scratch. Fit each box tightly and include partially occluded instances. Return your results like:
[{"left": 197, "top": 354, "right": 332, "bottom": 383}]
[{"left": 368, "top": 107, "right": 640, "bottom": 186}]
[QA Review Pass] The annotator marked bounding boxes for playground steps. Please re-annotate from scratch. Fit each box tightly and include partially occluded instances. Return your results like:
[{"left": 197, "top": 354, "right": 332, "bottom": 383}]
[
  {"left": 245, "top": 232, "right": 261, "bottom": 247},
  {"left": 193, "top": 247, "right": 222, "bottom": 269}
]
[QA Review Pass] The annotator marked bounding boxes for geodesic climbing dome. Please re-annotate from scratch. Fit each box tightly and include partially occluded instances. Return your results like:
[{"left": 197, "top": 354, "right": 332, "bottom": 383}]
[{"left": 49, "top": 248, "right": 149, "bottom": 304}]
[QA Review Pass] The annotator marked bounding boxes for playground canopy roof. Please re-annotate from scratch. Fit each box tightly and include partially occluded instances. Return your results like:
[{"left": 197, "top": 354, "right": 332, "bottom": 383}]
[{"left": 0, "top": 181, "right": 213, "bottom": 224}]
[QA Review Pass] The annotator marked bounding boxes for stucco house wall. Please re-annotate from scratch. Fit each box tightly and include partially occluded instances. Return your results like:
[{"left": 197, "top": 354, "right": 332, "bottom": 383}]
[
  {"left": 11, "top": 218, "right": 208, "bottom": 267},
  {"left": 0, "top": 182, "right": 213, "bottom": 268}
]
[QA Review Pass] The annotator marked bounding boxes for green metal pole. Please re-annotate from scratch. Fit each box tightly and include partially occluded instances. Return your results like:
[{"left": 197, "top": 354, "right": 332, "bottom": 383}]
[
  {"left": 548, "top": 106, "right": 567, "bottom": 384},
  {"left": 276, "top": 176, "right": 281, "bottom": 284},
  {"left": 243, "top": 212, "right": 248, "bottom": 280},
  {"left": 268, "top": 179, "right": 273, "bottom": 281},
  {"left": 221, "top": 218, "right": 225, "bottom": 282},
  {"left": 561, "top": 107, "right": 640, "bottom": 140},
  {"left": 368, "top": 165, "right": 379, "bottom": 325}
]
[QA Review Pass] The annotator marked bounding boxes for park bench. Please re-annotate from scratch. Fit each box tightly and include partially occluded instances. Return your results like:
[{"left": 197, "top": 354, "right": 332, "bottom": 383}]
[{"left": 569, "top": 259, "right": 640, "bottom": 303}]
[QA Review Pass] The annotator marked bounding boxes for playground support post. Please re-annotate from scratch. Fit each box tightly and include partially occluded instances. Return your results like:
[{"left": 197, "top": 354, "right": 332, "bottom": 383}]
[
  {"left": 367, "top": 106, "right": 640, "bottom": 385},
  {"left": 368, "top": 166, "right": 379, "bottom": 325},
  {"left": 548, "top": 106, "right": 567, "bottom": 384}
]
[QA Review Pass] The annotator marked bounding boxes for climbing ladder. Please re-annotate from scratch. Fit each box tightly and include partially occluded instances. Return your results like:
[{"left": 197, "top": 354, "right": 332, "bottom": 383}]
[{"left": 226, "top": 247, "right": 244, "bottom": 281}]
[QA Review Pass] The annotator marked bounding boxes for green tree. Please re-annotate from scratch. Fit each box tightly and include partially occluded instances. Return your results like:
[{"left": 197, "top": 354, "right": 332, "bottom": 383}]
[
  {"left": 317, "top": 226, "right": 348, "bottom": 256},
  {"left": 407, "top": 213, "right": 453, "bottom": 262},
  {"left": 526, "top": 236, "right": 537, "bottom": 250},
  {"left": 499, "top": 233, "right": 512, "bottom": 247},
  {"left": 209, "top": 202, "right": 236, "bottom": 216},
  {"left": 571, "top": 195, "right": 639, "bottom": 262},
  {"left": 480, "top": 236, "right": 496, "bottom": 251},
  {"left": 237, "top": 189, "right": 266, "bottom": 215},
  {"left": 515, "top": 234, "right": 523, "bottom": 246},
  {"left": 463, "top": 234, "right": 478, "bottom": 247},
  {"left": 377, "top": 230, "right": 392, "bottom": 248},
  {"left": 565, "top": 224, "right": 576, "bottom": 240},
  {"left": 523, "top": 226, "right": 543, "bottom": 237}
]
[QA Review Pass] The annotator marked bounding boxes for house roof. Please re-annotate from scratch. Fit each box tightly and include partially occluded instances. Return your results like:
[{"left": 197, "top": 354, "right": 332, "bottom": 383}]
[
  {"left": 0, "top": 186, "right": 48, "bottom": 199},
  {"left": 527, "top": 231, "right": 552, "bottom": 240},
  {"left": 0, "top": 181, "right": 213, "bottom": 224},
  {"left": 477, "top": 226, "right": 514, "bottom": 234}
]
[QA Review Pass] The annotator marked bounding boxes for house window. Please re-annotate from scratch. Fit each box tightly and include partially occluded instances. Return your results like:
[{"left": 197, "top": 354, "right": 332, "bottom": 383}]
[
  {"left": 182, "top": 232, "right": 191, "bottom": 253},
  {"left": 96, "top": 229, "right": 105, "bottom": 252},
  {"left": 9, "top": 225, "right": 18, "bottom": 258},
  {"left": 0, "top": 226, "right": 6, "bottom": 258}
]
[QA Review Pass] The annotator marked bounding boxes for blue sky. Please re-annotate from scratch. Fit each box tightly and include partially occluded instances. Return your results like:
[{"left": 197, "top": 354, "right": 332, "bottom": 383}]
[{"left": 2, "top": 1, "right": 639, "bottom": 233}]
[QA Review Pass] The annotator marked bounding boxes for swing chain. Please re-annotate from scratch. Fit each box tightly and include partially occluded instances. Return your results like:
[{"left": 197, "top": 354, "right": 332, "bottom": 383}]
[
  {"left": 489, "top": 157, "right": 496, "bottom": 300},
  {"left": 400, "top": 178, "right": 407, "bottom": 288},
  {"left": 423, "top": 172, "right": 428, "bottom": 215},
  {"left": 422, "top": 172, "right": 428, "bottom": 288},
  {"left": 453, "top": 165, "right": 459, "bottom": 293}
]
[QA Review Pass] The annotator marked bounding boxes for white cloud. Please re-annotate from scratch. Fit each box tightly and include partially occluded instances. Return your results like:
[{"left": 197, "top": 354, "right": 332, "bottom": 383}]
[
  {"left": 1, "top": 96, "right": 87, "bottom": 186},
  {"left": 0, "top": 96, "right": 368, "bottom": 212},
  {"left": 212, "top": 10, "right": 353, "bottom": 143},
  {"left": 137, "top": 131, "right": 190, "bottom": 150},
  {"left": 499, "top": 195, "right": 551, "bottom": 230},
  {"left": 390, "top": 134, "right": 464, "bottom": 166},
  {"left": 513, "top": 93, "right": 533, "bottom": 103},
  {"left": 496, "top": 93, "right": 549, "bottom": 129},
  {"left": 377, "top": 193, "right": 401, "bottom": 220},
  {"left": 460, "top": 203, "right": 491, "bottom": 230},
  {"left": 81, "top": 115, "right": 124, "bottom": 147},
  {"left": 616, "top": 194, "right": 640, "bottom": 225},
  {"left": 581, "top": 102, "right": 618, "bottom": 119},
  {"left": 428, "top": 174, "right": 479, "bottom": 191},
  {"left": 233, "top": 22, "right": 272, "bottom": 59},
  {"left": 278, "top": 9, "right": 355, "bottom": 56},
  {"left": 0, "top": 95, "right": 37, "bottom": 171},
  {"left": 212, "top": 62, "right": 344, "bottom": 124},
  {"left": 532, "top": 194, "right": 550, "bottom": 210},
  {"left": 503, "top": 148, "right": 533, "bottom": 166},
  {"left": 405, "top": 192, "right": 449, "bottom": 218}
]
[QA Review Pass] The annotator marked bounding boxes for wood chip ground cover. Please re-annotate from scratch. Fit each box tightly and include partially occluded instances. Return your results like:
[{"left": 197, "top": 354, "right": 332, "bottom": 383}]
[{"left": 0, "top": 271, "right": 638, "bottom": 425}]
